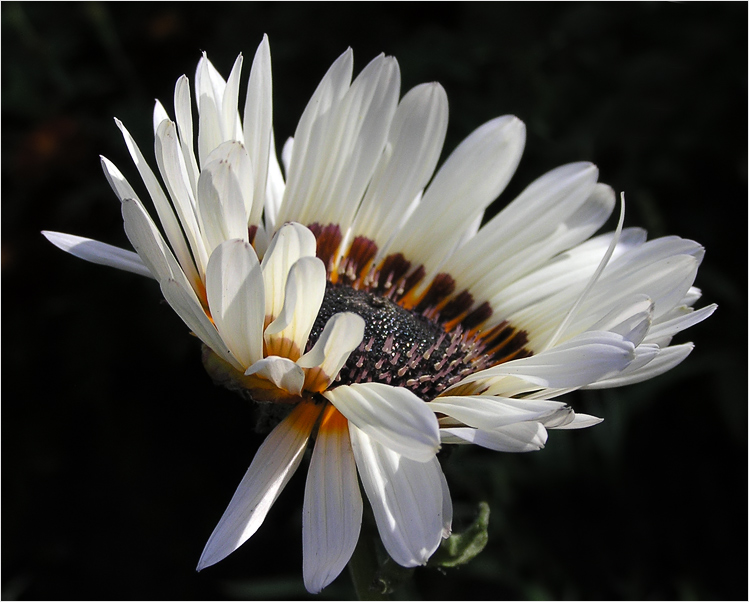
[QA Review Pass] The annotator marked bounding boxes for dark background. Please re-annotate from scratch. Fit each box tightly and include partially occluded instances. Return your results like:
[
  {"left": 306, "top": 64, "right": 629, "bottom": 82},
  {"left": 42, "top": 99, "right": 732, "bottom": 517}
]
[{"left": 3, "top": 2, "right": 746, "bottom": 600}]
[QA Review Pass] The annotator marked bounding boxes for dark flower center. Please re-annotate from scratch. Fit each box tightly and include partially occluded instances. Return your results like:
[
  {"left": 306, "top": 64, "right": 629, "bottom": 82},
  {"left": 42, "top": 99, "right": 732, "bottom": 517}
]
[{"left": 306, "top": 284, "right": 493, "bottom": 401}]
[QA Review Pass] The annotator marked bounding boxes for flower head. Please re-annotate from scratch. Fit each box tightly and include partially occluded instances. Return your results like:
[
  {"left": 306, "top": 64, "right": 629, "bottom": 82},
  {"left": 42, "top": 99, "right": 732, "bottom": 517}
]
[{"left": 43, "top": 35, "right": 715, "bottom": 593}]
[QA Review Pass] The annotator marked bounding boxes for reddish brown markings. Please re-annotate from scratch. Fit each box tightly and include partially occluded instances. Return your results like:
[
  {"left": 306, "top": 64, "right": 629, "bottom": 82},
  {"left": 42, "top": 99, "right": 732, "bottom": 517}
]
[
  {"left": 374, "top": 253, "right": 412, "bottom": 295},
  {"left": 439, "top": 290, "right": 474, "bottom": 324},
  {"left": 340, "top": 236, "right": 378, "bottom": 284},
  {"left": 415, "top": 273, "right": 456, "bottom": 314},
  {"left": 462, "top": 301, "right": 493, "bottom": 330},
  {"left": 308, "top": 223, "right": 343, "bottom": 272}
]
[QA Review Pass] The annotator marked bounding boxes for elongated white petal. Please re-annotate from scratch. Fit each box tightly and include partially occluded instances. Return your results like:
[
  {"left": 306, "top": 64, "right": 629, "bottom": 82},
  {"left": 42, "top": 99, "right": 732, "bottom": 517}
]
[
  {"left": 473, "top": 183, "right": 616, "bottom": 309},
  {"left": 264, "top": 256, "right": 327, "bottom": 360},
  {"left": 261, "top": 223, "right": 318, "bottom": 322},
  {"left": 154, "top": 119, "right": 209, "bottom": 277},
  {"left": 583, "top": 343, "right": 695, "bottom": 389},
  {"left": 100, "top": 155, "right": 141, "bottom": 204},
  {"left": 454, "top": 331, "right": 635, "bottom": 391},
  {"left": 297, "top": 312, "right": 365, "bottom": 391},
  {"left": 160, "top": 278, "right": 240, "bottom": 371},
  {"left": 443, "top": 162, "right": 599, "bottom": 291},
  {"left": 554, "top": 255, "right": 700, "bottom": 341},
  {"left": 205, "top": 239, "right": 265, "bottom": 368},
  {"left": 324, "top": 383, "right": 440, "bottom": 462},
  {"left": 487, "top": 228, "right": 647, "bottom": 323},
  {"left": 553, "top": 413, "right": 604, "bottom": 429},
  {"left": 196, "top": 53, "right": 231, "bottom": 167},
  {"left": 303, "top": 405, "right": 362, "bottom": 594},
  {"left": 351, "top": 82, "right": 448, "bottom": 249},
  {"left": 42, "top": 231, "right": 153, "bottom": 279},
  {"left": 276, "top": 48, "right": 354, "bottom": 226},
  {"left": 153, "top": 99, "right": 170, "bottom": 133},
  {"left": 174, "top": 74, "right": 200, "bottom": 196},
  {"left": 388, "top": 115, "right": 526, "bottom": 275},
  {"left": 120, "top": 197, "right": 191, "bottom": 290},
  {"left": 586, "top": 294, "right": 654, "bottom": 347},
  {"left": 263, "top": 132, "right": 286, "bottom": 236},
  {"left": 441, "top": 423, "right": 548, "bottom": 452},
  {"left": 298, "top": 54, "right": 401, "bottom": 230},
  {"left": 350, "top": 425, "right": 444, "bottom": 566},
  {"left": 429, "top": 396, "right": 568, "bottom": 430},
  {"left": 221, "top": 54, "right": 244, "bottom": 143},
  {"left": 244, "top": 356, "right": 306, "bottom": 396},
  {"left": 243, "top": 35, "right": 274, "bottom": 228},
  {"left": 198, "top": 400, "right": 322, "bottom": 570},
  {"left": 111, "top": 123, "right": 202, "bottom": 292},
  {"left": 197, "top": 142, "right": 253, "bottom": 253},
  {"left": 645, "top": 303, "right": 717, "bottom": 348},
  {"left": 438, "top": 466, "right": 453, "bottom": 539}
]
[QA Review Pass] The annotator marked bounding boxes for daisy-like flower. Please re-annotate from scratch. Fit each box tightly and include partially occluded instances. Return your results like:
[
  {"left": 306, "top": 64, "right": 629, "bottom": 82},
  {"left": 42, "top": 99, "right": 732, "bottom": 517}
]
[{"left": 43, "top": 36, "right": 715, "bottom": 593}]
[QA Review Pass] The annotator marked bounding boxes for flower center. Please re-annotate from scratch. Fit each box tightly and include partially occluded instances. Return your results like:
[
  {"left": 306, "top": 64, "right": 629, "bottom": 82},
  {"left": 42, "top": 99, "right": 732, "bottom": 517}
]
[{"left": 306, "top": 284, "right": 494, "bottom": 400}]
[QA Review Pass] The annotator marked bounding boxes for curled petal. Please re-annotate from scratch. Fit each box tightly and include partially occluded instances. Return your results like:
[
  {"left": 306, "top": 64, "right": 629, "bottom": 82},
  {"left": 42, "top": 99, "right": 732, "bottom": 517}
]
[
  {"left": 297, "top": 312, "right": 365, "bottom": 392},
  {"left": 349, "top": 425, "right": 445, "bottom": 567},
  {"left": 325, "top": 382, "right": 440, "bottom": 462},
  {"left": 244, "top": 356, "right": 306, "bottom": 397}
]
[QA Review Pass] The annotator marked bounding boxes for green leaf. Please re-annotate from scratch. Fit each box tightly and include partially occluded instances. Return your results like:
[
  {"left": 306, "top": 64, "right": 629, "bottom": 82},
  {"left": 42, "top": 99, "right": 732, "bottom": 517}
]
[{"left": 428, "top": 502, "right": 490, "bottom": 568}]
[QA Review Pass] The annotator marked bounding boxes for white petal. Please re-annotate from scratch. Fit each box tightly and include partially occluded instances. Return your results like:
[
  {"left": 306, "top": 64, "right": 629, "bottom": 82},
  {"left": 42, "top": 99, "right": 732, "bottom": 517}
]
[
  {"left": 261, "top": 222, "right": 318, "bottom": 322},
  {"left": 350, "top": 82, "right": 448, "bottom": 249},
  {"left": 438, "top": 467, "right": 453, "bottom": 539},
  {"left": 553, "top": 413, "right": 604, "bottom": 430},
  {"left": 244, "top": 356, "right": 306, "bottom": 396},
  {"left": 205, "top": 239, "right": 265, "bottom": 368},
  {"left": 174, "top": 74, "right": 200, "bottom": 196},
  {"left": 275, "top": 48, "right": 354, "bottom": 227},
  {"left": 196, "top": 141, "right": 253, "bottom": 253},
  {"left": 264, "top": 256, "right": 327, "bottom": 360},
  {"left": 586, "top": 294, "right": 654, "bottom": 346},
  {"left": 221, "top": 54, "right": 244, "bottom": 143},
  {"left": 299, "top": 54, "right": 401, "bottom": 230},
  {"left": 487, "top": 227, "right": 647, "bottom": 323},
  {"left": 350, "top": 425, "right": 444, "bottom": 567},
  {"left": 263, "top": 132, "right": 286, "bottom": 236},
  {"left": 297, "top": 312, "right": 365, "bottom": 391},
  {"left": 42, "top": 231, "right": 153, "bottom": 279},
  {"left": 475, "top": 183, "right": 616, "bottom": 307},
  {"left": 120, "top": 197, "right": 191, "bottom": 290},
  {"left": 388, "top": 115, "right": 526, "bottom": 275},
  {"left": 153, "top": 99, "right": 170, "bottom": 134},
  {"left": 441, "top": 423, "right": 548, "bottom": 453},
  {"left": 160, "top": 277, "right": 241, "bottom": 371},
  {"left": 429, "top": 396, "right": 568, "bottom": 430},
  {"left": 324, "top": 382, "right": 440, "bottom": 462},
  {"left": 303, "top": 406, "right": 362, "bottom": 594},
  {"left": 453, "top": 330, "right": 635, "bottom": 391},
  {"left": 583, "top": 343, "right": 695, "bottom": 389},
  {"left": 442, "top": 162, "right": 600, "bottom": 292},
  {"left": 111, "top": 124, "right": 201, "bottom": 291},
  {"left": 195, "top": 53, "right": 228, "bottom": 166},
  {"left": 154, "top": 119, "right": 209, "bottom": 277},
  {"left": 198, "top": 400, "right": 322, "bottom": 570},
  {"left": 243, "top": 35, "right": 274, "bottom": 228},
  {"left": 645, "top": 303, "right": 717, "bottom": 348}
]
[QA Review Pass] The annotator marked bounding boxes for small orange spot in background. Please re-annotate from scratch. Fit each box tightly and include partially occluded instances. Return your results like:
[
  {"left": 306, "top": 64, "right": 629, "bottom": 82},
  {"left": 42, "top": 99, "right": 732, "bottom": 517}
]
[
  {"left": 146, "top": 11, "right": 183, "bottom": 41},
  {"left": 14, "top": 117, "right": 86, "bottom": 176}
]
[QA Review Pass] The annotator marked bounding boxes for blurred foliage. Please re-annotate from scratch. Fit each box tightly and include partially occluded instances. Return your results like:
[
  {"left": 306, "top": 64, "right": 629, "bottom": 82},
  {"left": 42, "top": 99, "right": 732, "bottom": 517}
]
[{"left": 2, "top": 2, "right": 746, "bottom": 600}]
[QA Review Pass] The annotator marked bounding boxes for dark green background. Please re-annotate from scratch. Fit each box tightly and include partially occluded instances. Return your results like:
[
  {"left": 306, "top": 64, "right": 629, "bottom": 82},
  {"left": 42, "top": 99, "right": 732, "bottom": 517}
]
[{"left": 3, "top": 2, "right": 746, "bottom": 600}]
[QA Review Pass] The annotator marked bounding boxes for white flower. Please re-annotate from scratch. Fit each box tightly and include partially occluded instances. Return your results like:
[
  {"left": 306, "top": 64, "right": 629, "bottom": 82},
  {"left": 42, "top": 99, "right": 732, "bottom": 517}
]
[{"left": 43, "top": 35, "right": 715, "bottom": 594}]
